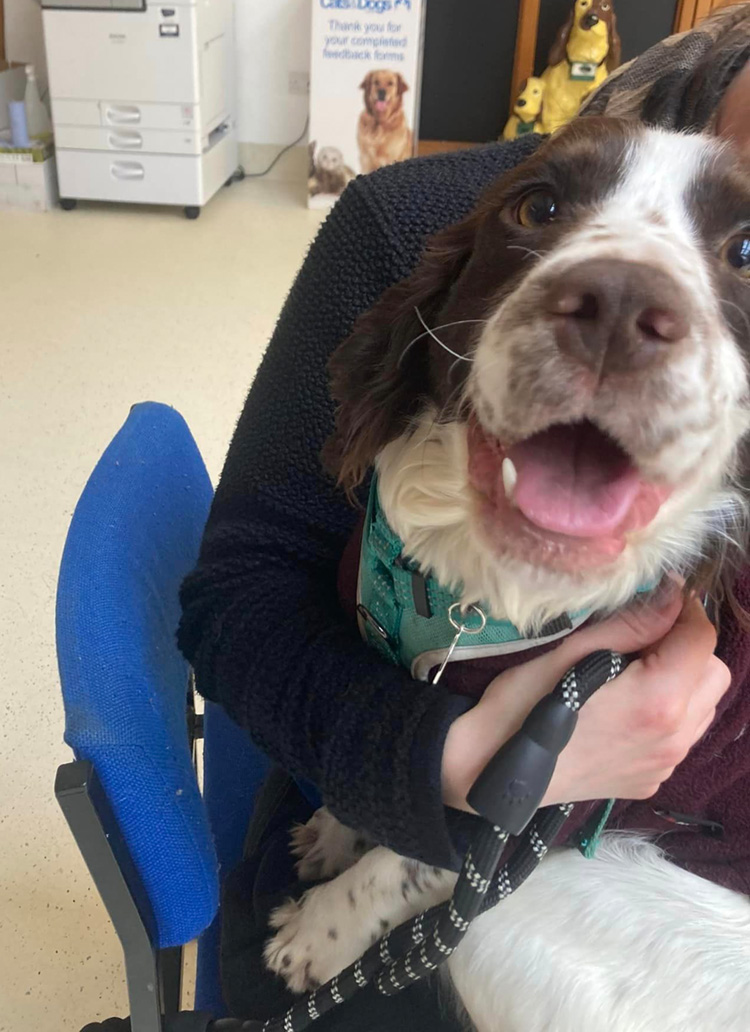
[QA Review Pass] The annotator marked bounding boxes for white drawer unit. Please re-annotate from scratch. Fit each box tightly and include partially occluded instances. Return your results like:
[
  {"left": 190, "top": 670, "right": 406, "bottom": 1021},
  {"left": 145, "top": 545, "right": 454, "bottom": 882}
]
[
  {"left": 42, "top": 0, "right": 237, "bottom": 217},
  {"left": 53, "top": 99, "right": 200, "bottom": 131},
  {"left": 55, "top": 128, "right": 234, "bottom": 205},
  {"left": 54, "top": 125, "right": 202, "bottom": 156}
]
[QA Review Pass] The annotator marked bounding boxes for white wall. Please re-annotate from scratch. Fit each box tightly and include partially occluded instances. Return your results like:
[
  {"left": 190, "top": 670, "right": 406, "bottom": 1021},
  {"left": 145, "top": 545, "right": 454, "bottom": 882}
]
[
  {"left": 2, "top": 0, "right": 311, "bottom": 145},
  {"left": 5, "top": 0, "right": 48, "bottom": 88},
  {"left": 235, "top": 0, "right": 311, "bottom": 146}
]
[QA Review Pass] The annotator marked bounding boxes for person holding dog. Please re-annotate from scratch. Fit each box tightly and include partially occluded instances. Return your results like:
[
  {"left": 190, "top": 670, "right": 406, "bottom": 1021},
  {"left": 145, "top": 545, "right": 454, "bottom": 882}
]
[{"left": 178, "top": 4, "right": 750, "bottom": 1028}]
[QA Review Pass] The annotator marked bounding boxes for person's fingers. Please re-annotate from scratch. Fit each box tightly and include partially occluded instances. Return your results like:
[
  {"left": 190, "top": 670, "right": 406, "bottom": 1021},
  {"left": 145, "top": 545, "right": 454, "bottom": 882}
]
[
  {"left": 550, "top": 579, "right": 684, "bottom": 674},
  {"left": 683, "top": 656, "right": 731, "bottom": 734},
  {"left": 692, "top": 709, "right": 718, "bottom": 746},
  {"left": 639, "top": 595, "right": 718, "bottom": 670}
]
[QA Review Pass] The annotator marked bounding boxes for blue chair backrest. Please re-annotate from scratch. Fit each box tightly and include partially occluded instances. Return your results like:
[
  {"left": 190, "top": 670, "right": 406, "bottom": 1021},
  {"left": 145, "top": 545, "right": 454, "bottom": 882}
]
[{"left": 56, "top": 402, "right": 219, "bottom": 948}]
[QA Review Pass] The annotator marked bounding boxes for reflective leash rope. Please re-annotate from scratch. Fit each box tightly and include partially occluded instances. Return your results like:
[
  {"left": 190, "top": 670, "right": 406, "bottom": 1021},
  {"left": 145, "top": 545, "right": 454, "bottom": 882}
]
[{"left": 239, "top": 649, "right": 628, "bottom": 1032}]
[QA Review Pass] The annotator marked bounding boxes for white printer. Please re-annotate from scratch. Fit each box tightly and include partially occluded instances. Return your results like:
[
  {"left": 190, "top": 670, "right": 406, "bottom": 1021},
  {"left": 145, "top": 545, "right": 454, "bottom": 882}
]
[{"left": 41, "top": 0, "right": 237, "bottom": 217}]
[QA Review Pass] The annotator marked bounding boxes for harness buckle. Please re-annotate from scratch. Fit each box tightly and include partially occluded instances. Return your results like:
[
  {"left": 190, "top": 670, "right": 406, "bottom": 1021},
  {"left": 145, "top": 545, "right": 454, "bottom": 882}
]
[{"left": 356, "top": 604, "right": 394, "bottom": 646}]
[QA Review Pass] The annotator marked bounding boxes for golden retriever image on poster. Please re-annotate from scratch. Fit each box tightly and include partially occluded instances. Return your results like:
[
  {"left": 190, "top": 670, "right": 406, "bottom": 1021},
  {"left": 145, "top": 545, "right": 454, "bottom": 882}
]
[{"left": 358, "top": 69, "right": 413, "bottom": 174}]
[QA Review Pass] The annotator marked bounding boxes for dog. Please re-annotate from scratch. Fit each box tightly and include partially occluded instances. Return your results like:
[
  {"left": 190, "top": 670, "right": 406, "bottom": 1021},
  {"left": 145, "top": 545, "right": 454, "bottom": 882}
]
[
  {"left": 541, "top": 0, "right": 621, "bottom": 134},
  {"left": 502, "top": 77, "right": 546, "bottom": 141},
  {"left": 264, "top": 117, "right": 750, "bottom": 1029},
  {"left": 358, "top": 69, "right": 413, "bottom": 175},
  {"left": 308, "top": 142, "right": 355, "bottom": 198}
]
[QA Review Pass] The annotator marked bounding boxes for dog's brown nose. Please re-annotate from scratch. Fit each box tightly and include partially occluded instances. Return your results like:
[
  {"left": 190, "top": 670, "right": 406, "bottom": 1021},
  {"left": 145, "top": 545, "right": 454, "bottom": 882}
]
[{"left": 544, "top": 259, "right": 690, "bottom": 375}]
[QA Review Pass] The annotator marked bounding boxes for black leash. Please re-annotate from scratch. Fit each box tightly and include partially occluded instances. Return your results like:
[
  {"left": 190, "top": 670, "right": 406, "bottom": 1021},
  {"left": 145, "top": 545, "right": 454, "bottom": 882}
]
[{"left": 83, "top": 650, "right": 628, "bottom": 1032}]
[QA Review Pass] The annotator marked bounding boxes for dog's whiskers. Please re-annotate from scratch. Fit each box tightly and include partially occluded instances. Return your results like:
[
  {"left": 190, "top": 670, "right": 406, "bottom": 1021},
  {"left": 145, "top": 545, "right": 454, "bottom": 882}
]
[
  {"left": 508, "top": 244, "right": 546, "bottom": 261},
  {"left": 721, "top": 298, "right": 750, "bottom": 339},
  {"left": 402, "top": 308, "right": 481, "bottom": 367}
]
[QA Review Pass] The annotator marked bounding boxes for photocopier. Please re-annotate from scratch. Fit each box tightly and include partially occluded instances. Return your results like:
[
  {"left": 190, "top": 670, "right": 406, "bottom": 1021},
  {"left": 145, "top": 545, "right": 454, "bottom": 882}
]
[{"left": 41, "top": 0, "right": 238, "bottom": 217}]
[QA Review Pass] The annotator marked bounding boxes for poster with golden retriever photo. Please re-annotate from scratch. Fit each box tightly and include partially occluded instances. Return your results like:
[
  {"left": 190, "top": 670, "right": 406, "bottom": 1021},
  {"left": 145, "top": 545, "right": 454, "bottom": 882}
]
[{"left": 308, "top": 0, "right": 425, "bottom": 209}]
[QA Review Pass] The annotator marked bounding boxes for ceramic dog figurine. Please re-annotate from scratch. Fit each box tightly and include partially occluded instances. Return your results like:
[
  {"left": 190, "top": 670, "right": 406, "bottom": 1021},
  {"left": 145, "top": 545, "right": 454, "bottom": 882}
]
[
  {"left": 502, "top": 77, "right": 546, "bottom": 140},
  {"left": 540, "top": 0, "right": 621, "bottom": 134}
]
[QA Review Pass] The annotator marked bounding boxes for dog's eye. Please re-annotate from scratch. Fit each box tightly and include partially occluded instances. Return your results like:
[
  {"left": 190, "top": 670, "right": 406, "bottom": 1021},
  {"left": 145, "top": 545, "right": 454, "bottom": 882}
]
[
  {"left": 517, "top": 191, "right": 558, "bottom": 228},
  {"left": 724, "top": 235, "right": 750, "bottom": 277}
]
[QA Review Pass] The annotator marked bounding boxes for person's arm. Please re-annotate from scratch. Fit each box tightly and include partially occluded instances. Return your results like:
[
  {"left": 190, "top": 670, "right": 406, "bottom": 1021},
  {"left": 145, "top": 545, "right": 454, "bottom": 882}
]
[{"left": 178, "top": 177, "right": 474, "bottom": 867}]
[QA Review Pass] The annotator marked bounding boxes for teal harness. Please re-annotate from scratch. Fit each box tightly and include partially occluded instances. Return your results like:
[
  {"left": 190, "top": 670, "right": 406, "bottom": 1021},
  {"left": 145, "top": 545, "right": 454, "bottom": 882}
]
[{"left": 357, "top": 477, "right": 595, "bottom": 682}]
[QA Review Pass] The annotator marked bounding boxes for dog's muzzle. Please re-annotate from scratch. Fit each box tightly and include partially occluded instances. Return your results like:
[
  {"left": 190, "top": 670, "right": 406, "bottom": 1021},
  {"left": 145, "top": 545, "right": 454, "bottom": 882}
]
[{"left": 543, "top": 258, "right": 690, "bottom": 376}]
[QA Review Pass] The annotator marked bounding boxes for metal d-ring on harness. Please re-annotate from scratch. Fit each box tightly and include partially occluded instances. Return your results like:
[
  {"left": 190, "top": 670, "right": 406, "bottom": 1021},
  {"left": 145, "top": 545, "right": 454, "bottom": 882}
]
[
  {"left": 218, "top": 647, "right": 629, "bottom": 1032},
  {"left": 432, "top": 603, "right": 488, "bottom": 683}
]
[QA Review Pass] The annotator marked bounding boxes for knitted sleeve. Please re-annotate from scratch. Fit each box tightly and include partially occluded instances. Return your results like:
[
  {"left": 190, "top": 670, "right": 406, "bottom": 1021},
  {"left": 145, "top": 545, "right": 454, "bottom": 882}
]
[{"left": 178, "top": 139, "right": 540, "bottom": 866}]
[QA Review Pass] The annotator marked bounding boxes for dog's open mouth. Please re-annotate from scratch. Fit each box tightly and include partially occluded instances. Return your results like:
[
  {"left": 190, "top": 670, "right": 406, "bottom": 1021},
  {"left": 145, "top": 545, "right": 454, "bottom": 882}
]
[{"left": 468, "top": 419, "right": 672, "bottom": 569}]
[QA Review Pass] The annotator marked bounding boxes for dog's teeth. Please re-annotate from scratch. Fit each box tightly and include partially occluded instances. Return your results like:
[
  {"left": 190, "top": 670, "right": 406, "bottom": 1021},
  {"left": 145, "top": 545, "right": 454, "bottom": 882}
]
[{"left": 502, "top": 458, "right": 518, "bottom": 501}]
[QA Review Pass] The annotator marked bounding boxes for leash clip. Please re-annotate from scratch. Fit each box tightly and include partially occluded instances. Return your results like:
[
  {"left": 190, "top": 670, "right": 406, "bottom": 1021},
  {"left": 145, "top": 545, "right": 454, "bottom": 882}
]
[{"left": 653, "top": 810, "right": 725, "bottom": 839}]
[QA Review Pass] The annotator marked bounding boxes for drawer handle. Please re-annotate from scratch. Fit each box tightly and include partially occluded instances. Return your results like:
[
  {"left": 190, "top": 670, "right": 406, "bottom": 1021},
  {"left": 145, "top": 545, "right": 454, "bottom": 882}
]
[
  {"left": 111, "top": 161, "right": 145, "bottom": 181},
  {"left": 108, "top": 131, "right": 143, "bottom": 149},
  {"left": 105, "top": 105, "right": 141, "bottom": 125}
]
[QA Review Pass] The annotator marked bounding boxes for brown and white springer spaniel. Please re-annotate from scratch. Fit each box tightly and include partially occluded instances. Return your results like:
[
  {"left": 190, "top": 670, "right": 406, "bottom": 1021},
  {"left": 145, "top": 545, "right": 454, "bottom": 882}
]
[{"left": 265, "top": 119, "right": 750, "bottom": 1030}]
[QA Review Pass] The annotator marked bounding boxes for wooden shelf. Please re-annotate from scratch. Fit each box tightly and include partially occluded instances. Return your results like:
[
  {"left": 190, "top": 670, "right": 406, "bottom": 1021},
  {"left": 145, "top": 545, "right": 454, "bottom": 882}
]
[{"left": 417, "top": 140, "right": 478, "bottom": 158}]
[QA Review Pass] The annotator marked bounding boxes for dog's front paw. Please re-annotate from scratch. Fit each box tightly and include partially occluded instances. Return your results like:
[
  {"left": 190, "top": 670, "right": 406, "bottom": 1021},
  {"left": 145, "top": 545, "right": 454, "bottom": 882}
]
[
  {"left": 264, "top": 897, "right": 327, "bottom": 993},
  {"left": 264, "top": 884, "right": 371, "bottom": 992},
  {"left": 291, "top": 808, "right": 372, "bottom": 883}
]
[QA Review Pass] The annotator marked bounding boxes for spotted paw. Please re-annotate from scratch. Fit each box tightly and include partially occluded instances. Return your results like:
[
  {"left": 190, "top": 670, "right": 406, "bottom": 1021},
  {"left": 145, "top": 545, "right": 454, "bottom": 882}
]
[
  {"left": 264, "top": 884, "right": 374, "bottom": 993},
  {"left": 291, "top": 808, "right": 373, "bottom": 883}
]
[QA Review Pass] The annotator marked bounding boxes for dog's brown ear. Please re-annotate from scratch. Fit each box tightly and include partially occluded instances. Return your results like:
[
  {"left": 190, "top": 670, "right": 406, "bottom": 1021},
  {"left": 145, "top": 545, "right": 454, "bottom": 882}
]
[
  {"left": 716, "top": 57, "right": 750, "bottom": 160},
  {"left": 548, "top": 9, "right": 575, "bottom": 67},
  {"left": 360, "top": 72, "right": 373, "bottom": 92},
  {"left": 322, "top": 218, "right": 477, "bottom": 493},
  {"left": 397, "top": 74, "right": 409, "bottom": 95},
  {"left": 605, "top": 7, "right": 622, "bottom": 71}
]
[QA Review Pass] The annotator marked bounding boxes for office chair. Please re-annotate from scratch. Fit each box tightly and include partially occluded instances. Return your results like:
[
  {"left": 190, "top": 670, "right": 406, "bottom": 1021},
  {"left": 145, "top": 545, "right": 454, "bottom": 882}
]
[{"left": 55, "top": 402, "right": 273, "bottom": 1031}]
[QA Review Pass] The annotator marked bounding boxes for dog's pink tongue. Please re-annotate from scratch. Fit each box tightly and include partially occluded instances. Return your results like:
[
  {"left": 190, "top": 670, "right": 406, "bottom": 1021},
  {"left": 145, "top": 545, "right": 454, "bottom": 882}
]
[
  {"left": 509, "top": 423, "right": 641, "bottom": 538},
  {"left": 375, "top": 100, "right": 387, "bottom": 112}
]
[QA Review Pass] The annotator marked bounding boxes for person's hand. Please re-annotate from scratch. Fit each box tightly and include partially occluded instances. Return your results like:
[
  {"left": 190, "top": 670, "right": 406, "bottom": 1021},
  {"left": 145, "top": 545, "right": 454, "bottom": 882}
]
[{"left": 442, "top": 584, "right": 730, "bottom": 812}]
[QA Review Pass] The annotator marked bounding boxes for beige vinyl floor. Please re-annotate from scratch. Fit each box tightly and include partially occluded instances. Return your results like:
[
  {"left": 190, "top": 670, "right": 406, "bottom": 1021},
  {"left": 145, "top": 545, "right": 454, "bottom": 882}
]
[{"left": 0, "top": 180, "right": 324, "bottom": 1032}]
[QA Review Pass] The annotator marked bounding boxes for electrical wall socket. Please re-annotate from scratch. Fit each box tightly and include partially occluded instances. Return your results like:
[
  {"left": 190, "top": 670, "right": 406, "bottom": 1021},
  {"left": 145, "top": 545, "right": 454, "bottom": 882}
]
[{"left": 288, "top": 71, "right": 310, "bottom": 96}]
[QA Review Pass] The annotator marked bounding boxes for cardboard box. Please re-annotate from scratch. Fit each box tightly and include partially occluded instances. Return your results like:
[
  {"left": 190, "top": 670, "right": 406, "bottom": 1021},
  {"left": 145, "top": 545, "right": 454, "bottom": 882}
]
[
  {"left": 0, "top": 134, "right": 54, "bottom": 164},
  {"left": 308, "top": 0, "right": 425, "bottom": 209},
  {"left": 0, "top": 154, "right": 59, "bottom": 212}
]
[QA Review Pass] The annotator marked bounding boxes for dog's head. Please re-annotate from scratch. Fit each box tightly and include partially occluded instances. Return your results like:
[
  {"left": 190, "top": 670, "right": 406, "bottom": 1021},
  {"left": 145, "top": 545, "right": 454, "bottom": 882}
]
[
  {"left": 549, "top": 0, "right": 621, "bottom": 72},
  {"left": 514, "top": 78, "right": 546, "bottom": 121},
  {"left": 361, "top": 69, "right": 409, "bottom": 122},
  {"left": 324, "top": 118, "right": 750, "bottom": 628}
]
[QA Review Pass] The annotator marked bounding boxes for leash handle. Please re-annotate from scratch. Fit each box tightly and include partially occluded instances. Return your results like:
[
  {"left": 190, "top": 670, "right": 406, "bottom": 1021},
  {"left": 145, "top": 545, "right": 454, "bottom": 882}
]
[
  {"left": 468, "top": 650, "right": 629, "bottom": 835},
  {"left": 467, "top": 694, "right": 578, "bottom": 835}
]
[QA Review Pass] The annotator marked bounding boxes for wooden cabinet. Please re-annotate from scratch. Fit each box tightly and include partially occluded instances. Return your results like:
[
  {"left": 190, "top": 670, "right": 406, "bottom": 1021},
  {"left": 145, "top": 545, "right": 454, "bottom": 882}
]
[{"left": 674, "top": 0, "right": 725, "bottom": 33}]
